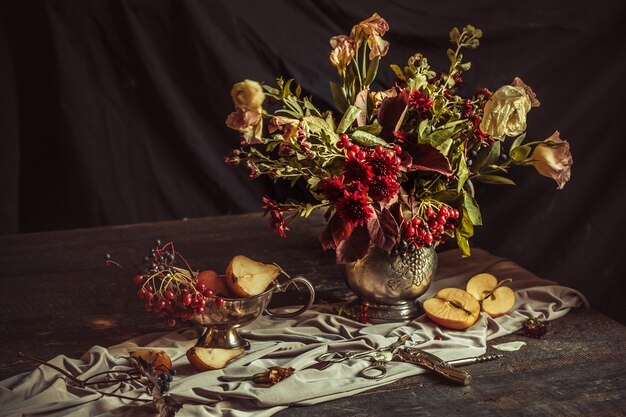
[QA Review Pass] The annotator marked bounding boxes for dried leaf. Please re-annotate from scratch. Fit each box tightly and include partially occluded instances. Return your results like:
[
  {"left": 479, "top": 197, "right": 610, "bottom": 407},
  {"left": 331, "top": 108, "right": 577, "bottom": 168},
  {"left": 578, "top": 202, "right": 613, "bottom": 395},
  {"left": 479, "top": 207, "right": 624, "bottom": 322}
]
[
  {"left": 336, "top": 225, "right": 370, "bottom": 264},
  {"left": 406, "top": 143, "right": 453, "bottom": 175},
  {"left": 367, "top": 207, "right": 399, "bottom": 253},
  {"left": 377, "top": 90, "right": 409, "bottom": 141},
  {"left": 492, "top": 341, "right": 526, "bottom": 352},
  {"left": 320, "top": 214, "right": 355, "bottom": 250}
]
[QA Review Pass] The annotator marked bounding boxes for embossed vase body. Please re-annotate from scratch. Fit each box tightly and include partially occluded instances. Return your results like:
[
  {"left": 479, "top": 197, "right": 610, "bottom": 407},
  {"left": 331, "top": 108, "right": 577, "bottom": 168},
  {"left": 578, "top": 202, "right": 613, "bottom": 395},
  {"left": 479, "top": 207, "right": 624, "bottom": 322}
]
[{"left": 344, "top": 246, "right": 437, "bottom": 322}]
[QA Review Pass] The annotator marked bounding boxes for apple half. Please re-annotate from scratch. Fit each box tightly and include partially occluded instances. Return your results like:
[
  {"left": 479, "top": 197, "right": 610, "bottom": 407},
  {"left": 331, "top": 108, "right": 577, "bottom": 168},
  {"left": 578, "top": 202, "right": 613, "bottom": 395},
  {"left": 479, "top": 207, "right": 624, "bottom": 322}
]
[
  {"left": 423, "top": 288, "right": 481, "bottom": 330},
  {"left": 466, "top": 273, "right": 516, "bottom": 318},
  {"left": 225, "top": 255, "right": 281, "bottom": 297}
]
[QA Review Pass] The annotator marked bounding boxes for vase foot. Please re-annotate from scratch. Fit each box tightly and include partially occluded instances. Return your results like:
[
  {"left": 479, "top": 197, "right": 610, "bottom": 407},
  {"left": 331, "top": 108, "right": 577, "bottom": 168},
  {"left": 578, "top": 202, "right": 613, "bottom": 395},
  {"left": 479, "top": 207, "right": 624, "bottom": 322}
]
[
  {"left": 359, "top": 299, "right": 424, "bottom": 323},
  {"left": 198, "top": 327, "right": 251, "bottom": 350}
]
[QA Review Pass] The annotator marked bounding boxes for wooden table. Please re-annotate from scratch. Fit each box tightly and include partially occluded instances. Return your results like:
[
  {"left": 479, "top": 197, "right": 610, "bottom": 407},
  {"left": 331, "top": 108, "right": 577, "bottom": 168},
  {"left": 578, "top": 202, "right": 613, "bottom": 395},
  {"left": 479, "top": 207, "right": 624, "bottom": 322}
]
[{"left": 1, "top": 213, "right": 625, "bottom": 416}]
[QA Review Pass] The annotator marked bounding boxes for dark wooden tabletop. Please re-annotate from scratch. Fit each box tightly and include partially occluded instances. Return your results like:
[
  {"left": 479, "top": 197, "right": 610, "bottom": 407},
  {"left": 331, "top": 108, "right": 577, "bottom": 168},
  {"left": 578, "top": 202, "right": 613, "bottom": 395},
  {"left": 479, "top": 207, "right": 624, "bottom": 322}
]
[{"left": 1, "top": 212, "right": 625, "bottom": 416}]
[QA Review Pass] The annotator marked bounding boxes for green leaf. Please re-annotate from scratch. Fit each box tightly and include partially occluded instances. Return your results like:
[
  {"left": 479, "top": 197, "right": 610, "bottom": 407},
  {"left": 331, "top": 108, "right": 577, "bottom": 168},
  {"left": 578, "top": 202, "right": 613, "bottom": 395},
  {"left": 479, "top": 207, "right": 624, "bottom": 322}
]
[
  {"left": 510, "top": 133, "right": 526, "bottom": 150},
  {"left": 275, "top": 108, "right": 302, "bottom": 119},
  {"left": 337, "top": 105, "right": 361, "bottom": 133},
  {"left": 424, "top": 126, "right": 456, "bottom": 148},
  {"left": 447, "top": 48, "right": 456, "bottom": 64},
  {"left": 307, "top": 177, "right": 320, "bottom": 189},
  {"left": 458, "top": 62, "right": 471, "bottom": 71},
  {"left": 356, "top": 123, "right": 383, "bottom": 136},
  {"left": 351, "top": 130, "right": 389, "bottom": 148},
  {"left": 472, "top": 141, "right": 500, "bottom": 172},
  {"left": 330, "top": 81, "right": 349, "bottom": 113},
  {"left": 431, "top": 189, "right": 460, "bottom": 205},
  {"left": 455, "top": 232, "right": 471, "bottom": 257},
  {"left": 454, "top": 206, "right": 474, "bottom": 257},
  {"left": 364, "top": 56, "right": 380, "bottom": 87},
  {"left": 510, "top": 145, "right": 531, "bottom": 162},
  {"left": 301, "top": 203, "right": 316, "bottom": 217},
  {"left": 462, "top": 192, "right": 482, "bottom": 226},
  {"left": 282, "top": 79, "right": 294, "bottom": 99},
  {"left": 417, "top": 120, "right": 430, "bottom": 142},
  {"left": 449, "top": 27, "right": 461, "bottom": 43},
  {"left": 457, "top": 156, "right": 469, "bottom": 192},
  {"left": 474, "top": 174, "right": 516, "bottom": 185},
  {"left": 295, "top": 84, "right": 302, "bottom": 98},
  {"left": 406, "top": 74, "right": 427, "bottom": 91},
  {"left": 390, "top": 64, "right": 405, "bottom": 81}
]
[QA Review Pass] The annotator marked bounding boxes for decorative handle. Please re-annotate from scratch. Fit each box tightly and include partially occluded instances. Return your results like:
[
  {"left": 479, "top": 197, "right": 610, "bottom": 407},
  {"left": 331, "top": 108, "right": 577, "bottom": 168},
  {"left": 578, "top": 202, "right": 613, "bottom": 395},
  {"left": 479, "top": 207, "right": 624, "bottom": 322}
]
[
  {"left": 265, "top": 275, "right": 315, "bottom": 318},
  {"left": 396, "top": 348, "right": 472, "bottom": 386}
]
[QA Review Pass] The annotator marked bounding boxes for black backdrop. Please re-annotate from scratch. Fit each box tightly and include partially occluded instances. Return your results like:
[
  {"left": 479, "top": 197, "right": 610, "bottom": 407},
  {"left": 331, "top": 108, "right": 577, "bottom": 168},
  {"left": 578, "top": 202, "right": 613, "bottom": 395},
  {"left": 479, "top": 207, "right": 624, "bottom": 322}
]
[{"left": 1, "top": 0, "right": 625, "bottom": 324}]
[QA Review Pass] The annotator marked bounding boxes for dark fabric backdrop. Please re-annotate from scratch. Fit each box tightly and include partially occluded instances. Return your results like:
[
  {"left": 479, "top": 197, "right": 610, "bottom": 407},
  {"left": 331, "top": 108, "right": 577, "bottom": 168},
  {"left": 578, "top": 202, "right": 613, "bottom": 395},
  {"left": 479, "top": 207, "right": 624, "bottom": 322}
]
[{"left": 1, "top": 0, "right": 625, "bottom": 324}]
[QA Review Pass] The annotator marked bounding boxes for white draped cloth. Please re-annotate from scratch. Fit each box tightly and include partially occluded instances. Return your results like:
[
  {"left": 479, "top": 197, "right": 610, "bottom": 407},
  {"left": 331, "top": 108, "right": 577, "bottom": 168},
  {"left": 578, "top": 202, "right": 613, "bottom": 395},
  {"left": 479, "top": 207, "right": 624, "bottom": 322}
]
[{"left": 0, "top": 249, "right": 587, "bottom": 417}]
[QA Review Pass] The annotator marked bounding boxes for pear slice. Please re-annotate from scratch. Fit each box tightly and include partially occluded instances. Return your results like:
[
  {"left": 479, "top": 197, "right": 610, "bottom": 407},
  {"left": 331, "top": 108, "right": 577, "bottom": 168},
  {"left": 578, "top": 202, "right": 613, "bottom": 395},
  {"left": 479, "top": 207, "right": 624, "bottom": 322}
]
[
  {"left": 186, "top": 346, "right": 245, "bottom": 371},
  {"left": 225, "top": 255, "right": 281, "bottom": 297},
  {"left": 466, "top": 273, "right": 516, "bottom": 317},
  {"left": 423, "top": 288, "right": 481, "bottom": 330}
]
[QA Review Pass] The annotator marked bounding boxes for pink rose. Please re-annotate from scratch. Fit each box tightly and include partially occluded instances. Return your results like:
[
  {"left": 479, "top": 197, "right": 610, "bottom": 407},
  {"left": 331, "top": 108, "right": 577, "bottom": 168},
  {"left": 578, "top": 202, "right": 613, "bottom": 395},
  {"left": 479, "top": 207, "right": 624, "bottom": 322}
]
[
  {"left": 528, "top": 131, "right": 572, "bottom": 189},
  {"left": 225, "top": 107, "right": 263, "bottom": 144}
]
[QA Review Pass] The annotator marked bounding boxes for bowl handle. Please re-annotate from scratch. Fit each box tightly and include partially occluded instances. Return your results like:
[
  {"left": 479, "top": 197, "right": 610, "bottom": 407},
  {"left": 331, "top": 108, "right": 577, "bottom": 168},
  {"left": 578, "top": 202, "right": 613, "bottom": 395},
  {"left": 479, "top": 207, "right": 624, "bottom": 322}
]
[{"left": 265, "top": 275, "right": 315, "bottom": 318}]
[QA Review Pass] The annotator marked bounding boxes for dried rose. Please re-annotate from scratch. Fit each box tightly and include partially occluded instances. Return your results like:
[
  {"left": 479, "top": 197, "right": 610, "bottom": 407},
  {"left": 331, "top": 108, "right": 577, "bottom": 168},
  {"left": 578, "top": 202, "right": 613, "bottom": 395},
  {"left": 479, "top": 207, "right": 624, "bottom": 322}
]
[
  {"left": 523, "top": 316, "right": 548, "bottom": 338},
  {"left": 511, "top": 77, "right": 540, "bottom": 107},
  {"left": 268, "top": 116, "right": 308, "bottom": 142},
  {"left": 329, "top": 35, "right": 356, "bottom": 76},
  {"left": 351, "top": 13, "right": 389, "bottom": 43},
  {"left": 251, "top": 366, "right": 295, "bottom": 386},
  {"left": 526, "top": 131, "right": 572, "bottom": 189},
  {"left": 480, "top": 85, "right": 532, "bottom": 140},
  {"left": 230, "top": 79, "right": 265, "bottom": 111},
  {"left": 350, "top": 13, "right": 390, "bottom": 59}
]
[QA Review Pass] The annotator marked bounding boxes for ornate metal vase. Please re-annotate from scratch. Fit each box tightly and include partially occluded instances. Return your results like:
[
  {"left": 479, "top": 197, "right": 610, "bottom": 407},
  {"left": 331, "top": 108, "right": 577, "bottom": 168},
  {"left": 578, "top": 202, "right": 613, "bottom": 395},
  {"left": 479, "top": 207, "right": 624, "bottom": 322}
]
[{"left": 343, "top": 246, "right": 437, "bottom": 323}]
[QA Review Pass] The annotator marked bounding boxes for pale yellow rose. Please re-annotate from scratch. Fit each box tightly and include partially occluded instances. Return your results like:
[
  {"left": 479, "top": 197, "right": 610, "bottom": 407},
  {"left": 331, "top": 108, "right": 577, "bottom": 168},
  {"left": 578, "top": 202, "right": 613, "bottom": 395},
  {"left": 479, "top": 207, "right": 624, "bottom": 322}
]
[
  {"left": 268, "top": 116, "right": 308, "bottom": 142},
  {"left": 230, "top": 80, "right": 265, "bottom": 111},
  {"left": 480, "top": 85, "right": 531, "bottom": 140},
  {"left": 329, "top": 35, "right": 356, "bottom": 76},
  {"left": 527, "top": 131, "right": 572, "bottom": 189},
  {"left": 225, "top": 107, "right": 263, "bottom": 144}
]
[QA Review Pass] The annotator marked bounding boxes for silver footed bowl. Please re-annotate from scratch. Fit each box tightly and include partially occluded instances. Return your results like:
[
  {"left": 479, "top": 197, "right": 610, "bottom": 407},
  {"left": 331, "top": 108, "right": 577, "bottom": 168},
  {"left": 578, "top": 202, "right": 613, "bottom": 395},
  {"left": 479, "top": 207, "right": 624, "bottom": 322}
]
[
  {"left": 344, "top": 245, "right": 437, "bottom": 322},
  {"left": 193, "top": 273, "right": 315, "bottom": 349}
]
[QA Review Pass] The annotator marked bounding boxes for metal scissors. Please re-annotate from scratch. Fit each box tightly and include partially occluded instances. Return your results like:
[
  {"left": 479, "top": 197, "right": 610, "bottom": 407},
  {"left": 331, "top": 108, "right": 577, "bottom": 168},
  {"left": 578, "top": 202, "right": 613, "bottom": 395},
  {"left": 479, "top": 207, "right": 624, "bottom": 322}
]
[{"left": 310, "top": 335, "right": 412, "bottom": 377}]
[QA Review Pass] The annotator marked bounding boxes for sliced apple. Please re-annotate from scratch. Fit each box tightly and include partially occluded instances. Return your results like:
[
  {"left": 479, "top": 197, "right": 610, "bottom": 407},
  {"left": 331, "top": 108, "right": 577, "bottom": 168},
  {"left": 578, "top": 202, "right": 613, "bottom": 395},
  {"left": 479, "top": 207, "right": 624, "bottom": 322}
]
[
  {"left": 186, "top": 346, "right": 245, "bottom": 371},
  {"left": 423, "top": 288, "right": 481, "bottom": 330},
  {"left": 129, "top": 349, "right": 172, "bottom": 374},
  {"left": 466, "top": 273, "right": 516, "bottom": 317},
  {"left": 225, "top": 255, "right": 281, "bottom": 297},
  {"left": 196, "top": 269, "right": 235, "bottom": 298}
]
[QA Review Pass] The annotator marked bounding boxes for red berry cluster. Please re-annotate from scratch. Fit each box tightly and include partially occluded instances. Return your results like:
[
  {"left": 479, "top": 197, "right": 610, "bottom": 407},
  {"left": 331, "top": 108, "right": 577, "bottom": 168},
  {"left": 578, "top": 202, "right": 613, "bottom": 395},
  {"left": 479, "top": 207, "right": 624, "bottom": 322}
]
[
  {"left": 400, "top": 205, "right": 459, "bottom": 250},
  {"left": 131, "top": 241, "right": 223, "bottom": 327}
]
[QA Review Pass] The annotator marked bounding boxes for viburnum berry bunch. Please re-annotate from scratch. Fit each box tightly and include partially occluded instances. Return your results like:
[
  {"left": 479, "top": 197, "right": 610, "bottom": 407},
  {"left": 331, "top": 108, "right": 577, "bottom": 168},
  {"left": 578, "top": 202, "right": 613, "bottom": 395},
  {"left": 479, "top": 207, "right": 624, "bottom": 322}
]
[
  {"left": 224, "top": 13, "right": 573, "bottom": 263},
  {"left": 107, "top": 240, "right": 224, "bottom": 327}
]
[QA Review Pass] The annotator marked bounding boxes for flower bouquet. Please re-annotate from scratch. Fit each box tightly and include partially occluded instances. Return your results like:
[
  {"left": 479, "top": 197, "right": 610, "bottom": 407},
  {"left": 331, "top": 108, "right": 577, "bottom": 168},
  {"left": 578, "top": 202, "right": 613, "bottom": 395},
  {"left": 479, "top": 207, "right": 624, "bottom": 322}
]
[{"left": 224, "top": 13, "right": 572, "bottom": 265}]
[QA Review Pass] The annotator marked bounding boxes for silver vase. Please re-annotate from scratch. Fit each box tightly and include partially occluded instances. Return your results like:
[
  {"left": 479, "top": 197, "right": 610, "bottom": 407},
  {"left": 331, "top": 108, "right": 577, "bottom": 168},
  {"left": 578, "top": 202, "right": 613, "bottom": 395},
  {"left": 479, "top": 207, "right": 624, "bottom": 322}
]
[{"left": 343, "top": 245, "right": 437, "bottom": 323}]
